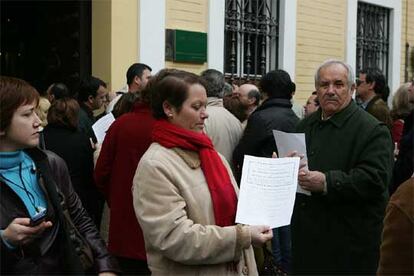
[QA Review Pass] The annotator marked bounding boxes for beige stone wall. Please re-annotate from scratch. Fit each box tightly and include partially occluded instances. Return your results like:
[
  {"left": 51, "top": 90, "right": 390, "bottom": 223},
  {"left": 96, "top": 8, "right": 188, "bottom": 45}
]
[
  {"left": 92, "top": 0, "right": 111, "bottom": 88},
  {"left": 400, "top": 0, "right": 414, "bottom": 85},
  {"left": 294, "top": 0, "right": 347, "bottom": 104},
  {"left": 92, "top": 0, "right": 138, "bottom": 91},
  {"left": 165, "top": 0, "right": 208, "bottom": 74},
  {"left": 111, "top": 0, "right": 138, "bottom": 91}
]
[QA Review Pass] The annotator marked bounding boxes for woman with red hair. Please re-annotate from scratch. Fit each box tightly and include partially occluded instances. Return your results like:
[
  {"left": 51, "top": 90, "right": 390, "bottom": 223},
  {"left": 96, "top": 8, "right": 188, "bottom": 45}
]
[{"left": 0, "top": 76, "right": 119, "bottom": 275}]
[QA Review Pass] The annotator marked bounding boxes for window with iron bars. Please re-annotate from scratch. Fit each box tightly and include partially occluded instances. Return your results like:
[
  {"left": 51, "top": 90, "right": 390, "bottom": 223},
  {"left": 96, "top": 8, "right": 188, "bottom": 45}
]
[
  {"left": 356, "top": 2, "right": 390, "bottom": 77},
  {"left": 224, "top": 0, "right": 279, "bottom": 82}
]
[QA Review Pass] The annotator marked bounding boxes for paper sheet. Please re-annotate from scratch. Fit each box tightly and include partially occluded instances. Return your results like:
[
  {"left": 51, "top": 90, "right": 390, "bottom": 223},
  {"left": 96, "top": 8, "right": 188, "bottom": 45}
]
[
  {"left": 92, "top": 113, "right": 115, "bottom": 144},
  {"left": 272, "top": 130, "right": 310, "bottom": 195},
  {"left": 236, "top": 155, "right": 300, "bottom": 228}
]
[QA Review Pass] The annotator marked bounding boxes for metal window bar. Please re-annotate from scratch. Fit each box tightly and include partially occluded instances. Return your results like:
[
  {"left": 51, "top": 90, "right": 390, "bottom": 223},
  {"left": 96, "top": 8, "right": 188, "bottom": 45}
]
[
  {"left": 356, "top": 2, "right": 390, "bottom": 77},
  {"left": 224, "top": 0, "right": 279, "bottom": 82}
]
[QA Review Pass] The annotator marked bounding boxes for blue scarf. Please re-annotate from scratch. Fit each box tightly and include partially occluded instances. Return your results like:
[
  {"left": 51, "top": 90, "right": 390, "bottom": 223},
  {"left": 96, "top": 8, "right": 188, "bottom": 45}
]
[{"left": 0, "top": 151, "right": 47, "bottom": 218}]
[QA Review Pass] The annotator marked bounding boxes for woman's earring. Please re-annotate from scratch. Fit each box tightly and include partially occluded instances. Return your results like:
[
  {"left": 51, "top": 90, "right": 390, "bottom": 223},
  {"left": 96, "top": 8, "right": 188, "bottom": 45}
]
[{"left": 167, "top": 113, "right": 173, "bottom": 118}]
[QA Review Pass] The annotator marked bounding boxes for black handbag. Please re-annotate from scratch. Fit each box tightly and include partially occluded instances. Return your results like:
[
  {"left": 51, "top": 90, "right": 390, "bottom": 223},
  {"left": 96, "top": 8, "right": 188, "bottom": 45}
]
[
  {"left": 60, "top": 195, "right": 94, "bottom": 271},
  {"left": 39, "top": 152, "right": 95, "bottom": 273},
  {"left": 260, "top": 246, "right": 287, "bottom": 276}
]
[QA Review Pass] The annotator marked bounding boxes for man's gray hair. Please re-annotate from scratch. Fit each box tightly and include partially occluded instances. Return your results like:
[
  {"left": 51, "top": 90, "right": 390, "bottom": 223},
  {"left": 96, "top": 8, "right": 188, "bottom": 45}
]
[
  {"left": 200, "top": 69, "right": 225, "bottom": 98},
  {"left": 314, "top": 59, "right": 355, "bottom": 89}
]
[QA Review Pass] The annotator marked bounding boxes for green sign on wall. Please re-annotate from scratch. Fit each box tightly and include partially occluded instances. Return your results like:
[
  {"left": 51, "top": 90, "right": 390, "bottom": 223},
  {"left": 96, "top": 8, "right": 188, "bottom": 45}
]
[{"left": 174, "top": 29, "right": 207, "bottom": 63}]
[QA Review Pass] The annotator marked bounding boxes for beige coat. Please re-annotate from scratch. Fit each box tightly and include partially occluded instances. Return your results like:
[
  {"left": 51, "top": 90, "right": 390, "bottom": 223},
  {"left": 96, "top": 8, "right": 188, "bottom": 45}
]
[
  {"left": 132, "top": 143, "right": 257, "bottom": 276},
  {"left": 204, "top": 97, "right": 243, "bottom": 166}
]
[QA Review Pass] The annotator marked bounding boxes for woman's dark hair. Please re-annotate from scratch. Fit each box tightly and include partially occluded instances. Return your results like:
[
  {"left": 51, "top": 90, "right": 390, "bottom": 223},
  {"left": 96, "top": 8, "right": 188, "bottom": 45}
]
[
  {"left": 0, "top": 76, "right": 39, "bottom": 131},
  {"left": 259, "top": 70, "right": 295, "bottom": 100},
  {"left": 112, "top": 92, "right": 140, "bottom": 118},
  {"left": 149, "top": 69, "right": 207, "bottom": 119},
  {"left": 47, "top": 98, "right": 80, "bottom": 130}
]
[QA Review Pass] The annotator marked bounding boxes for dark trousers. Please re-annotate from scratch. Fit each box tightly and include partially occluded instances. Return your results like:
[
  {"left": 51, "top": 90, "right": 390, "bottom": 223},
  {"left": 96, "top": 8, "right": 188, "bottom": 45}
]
[
  {"left": 272, "top": 225, "right": 292, "bottom": 273},
  {"left": 117, "top": 256, "right": 151, "bottom": 275}
]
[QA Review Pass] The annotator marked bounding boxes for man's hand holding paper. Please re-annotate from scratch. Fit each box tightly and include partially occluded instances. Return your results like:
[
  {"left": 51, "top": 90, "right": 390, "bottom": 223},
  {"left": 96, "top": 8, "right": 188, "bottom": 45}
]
[
  {"left": 298, "top": 169, "right": 326, "bottom": 193},
  {"left": 272, "top": 130, "right": 311, "bottom": 195}
]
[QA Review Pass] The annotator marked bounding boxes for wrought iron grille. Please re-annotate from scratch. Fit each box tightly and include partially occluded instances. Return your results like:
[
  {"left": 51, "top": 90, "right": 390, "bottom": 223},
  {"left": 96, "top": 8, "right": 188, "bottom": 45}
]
[
  {"left": 224, "top": 0, "right": 279, "bottom": 82},
  {"left": 356, "top": 2, "right": 390, "bottom": 77}
]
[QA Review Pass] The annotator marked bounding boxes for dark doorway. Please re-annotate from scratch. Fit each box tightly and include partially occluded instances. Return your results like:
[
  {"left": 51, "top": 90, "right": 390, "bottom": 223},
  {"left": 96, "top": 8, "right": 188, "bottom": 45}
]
[{"left": 1, "top": 0, "right": 91, "bottom": 94}]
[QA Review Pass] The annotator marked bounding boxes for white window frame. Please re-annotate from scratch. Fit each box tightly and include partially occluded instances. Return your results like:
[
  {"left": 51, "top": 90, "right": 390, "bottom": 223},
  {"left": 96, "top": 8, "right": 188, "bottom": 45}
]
[
  {"left": 208, "top": 0, "right": 297, "bottom": 80},
  {"left": 139, "top": 0, "right": 166, "bottom": 74},
  {"left": 346, "top": 0, "right": 401, "bottom": 104}
]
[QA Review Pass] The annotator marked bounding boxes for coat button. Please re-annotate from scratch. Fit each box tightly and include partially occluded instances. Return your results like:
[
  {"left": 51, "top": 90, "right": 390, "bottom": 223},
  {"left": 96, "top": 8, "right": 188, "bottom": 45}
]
[{"left": 242, "top": 266, "right": 249, "bottom": 275}]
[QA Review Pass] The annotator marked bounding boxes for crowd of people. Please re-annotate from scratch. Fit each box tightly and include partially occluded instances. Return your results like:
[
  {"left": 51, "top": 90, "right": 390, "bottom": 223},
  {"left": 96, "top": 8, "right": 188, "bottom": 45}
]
[{"left": 0, "top": 59, "right": 413, "bottom": 275}]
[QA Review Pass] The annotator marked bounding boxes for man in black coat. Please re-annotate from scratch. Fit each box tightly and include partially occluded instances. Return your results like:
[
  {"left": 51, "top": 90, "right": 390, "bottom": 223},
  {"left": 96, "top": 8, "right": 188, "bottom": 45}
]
[{"left": 233, "top": 69, "right": 299, "bottom": 273}]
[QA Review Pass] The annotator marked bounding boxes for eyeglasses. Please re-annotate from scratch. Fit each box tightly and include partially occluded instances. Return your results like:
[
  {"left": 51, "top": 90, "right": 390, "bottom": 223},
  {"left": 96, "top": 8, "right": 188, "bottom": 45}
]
[{"left": 356, "top": 79, "right": 366, "bottom": 86}]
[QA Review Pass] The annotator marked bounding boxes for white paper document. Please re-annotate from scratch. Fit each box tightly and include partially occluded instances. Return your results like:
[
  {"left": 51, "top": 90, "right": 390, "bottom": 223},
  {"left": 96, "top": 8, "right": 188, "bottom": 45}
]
[
  {"left": 92, "top": 112, "right": 115, "bottom": 144},
  {"left": 272, "top": 130, "right": 310, "bottom": 195},
  {"left": 236, "top": 155, "right": 300, "bottom": 228}
]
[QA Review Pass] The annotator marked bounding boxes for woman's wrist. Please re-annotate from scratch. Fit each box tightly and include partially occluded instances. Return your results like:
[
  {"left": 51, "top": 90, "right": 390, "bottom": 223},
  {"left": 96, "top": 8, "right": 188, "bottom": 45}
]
[
  {"left": 0, "top": 229, "right": 17, "bottom": 249},
  {"left": 235, "top": 224, "right": 251, "bottom": 253}
]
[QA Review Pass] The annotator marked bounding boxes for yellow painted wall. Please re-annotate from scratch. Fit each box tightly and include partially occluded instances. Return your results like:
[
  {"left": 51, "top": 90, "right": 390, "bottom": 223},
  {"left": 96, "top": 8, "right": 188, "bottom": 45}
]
[
  {"left": 165, "top": 0, "right": 208, "bottom": 74},
  {"left": 92, "top": 0, "right": 111, "bottom": 88},
  {"left": 400, "top": 0, "right": 414, "bottom": 85},
  {"left": 92, "top": 0, "right": 138, "bottom": 91},
  {"left": 111, "top": 0, "right": 138, "bottom": 91},
  {"left": 295, "top": 0, "right": 347, "bottom": 103}
]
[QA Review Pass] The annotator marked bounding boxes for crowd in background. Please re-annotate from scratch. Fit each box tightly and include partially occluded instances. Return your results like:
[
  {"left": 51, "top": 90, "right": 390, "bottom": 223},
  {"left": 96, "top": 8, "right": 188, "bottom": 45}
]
[{"left": 0, "top": 59, "right": 413, "bottom": 275}]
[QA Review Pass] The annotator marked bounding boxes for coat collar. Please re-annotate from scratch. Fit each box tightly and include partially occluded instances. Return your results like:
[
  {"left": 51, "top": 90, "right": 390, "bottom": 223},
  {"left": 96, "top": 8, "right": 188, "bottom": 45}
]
[
  {"left": 172, "top": 148, "right": 201, "bottom": 169},
  {"left": 24, "top": 147, "right": 48, "bottom": 164},
  {"left": 79, "top": 102, "right": 94, "bottom": 120},
  {"left": 132, "top": 101, "right": 151, "bottom": 112},
  {"left": 365, "top": 95, "right": 382, "bottom": 111},
  {"left": 254, "top": 98, "right": 292, "bottom": 113},
  {"left": 207, "top": 97, "right": 223, "bottom": 107},
  {"left": 307, "top": 100, "right": 358, "bottom": 128}
]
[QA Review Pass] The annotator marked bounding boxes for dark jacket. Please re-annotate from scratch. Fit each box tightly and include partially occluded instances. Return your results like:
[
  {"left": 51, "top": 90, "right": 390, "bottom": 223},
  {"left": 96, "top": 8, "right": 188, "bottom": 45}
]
[
  {"left": 293, "top": 101, "right": 394, "bottom": 274},
  {"left": 0, "top": 148, "right": 119, "bottom": 274},
  {"left": 43, "top": 124, "right": 104, "bottom": 227},
  {"left": 233, "top": 98, "right": 299, "bottom": 181},
  {"left": 392, "top": 129, "right": 414, "bottom": 193},
  {"left": 402, "top": 109, "right": 414, "bottom": 136},
  {"left": 78, "top": 103, "right": 97, "bottom": 143}
]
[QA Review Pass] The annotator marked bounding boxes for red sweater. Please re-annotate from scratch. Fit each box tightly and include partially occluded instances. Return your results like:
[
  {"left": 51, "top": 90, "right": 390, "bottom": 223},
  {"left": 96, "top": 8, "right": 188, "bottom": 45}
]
[
  {"left": 94, "top": 103, "right": 155, "bottom": 260},
  {"left": 391, "top": 119, "right": 404, "bottom": 149}
]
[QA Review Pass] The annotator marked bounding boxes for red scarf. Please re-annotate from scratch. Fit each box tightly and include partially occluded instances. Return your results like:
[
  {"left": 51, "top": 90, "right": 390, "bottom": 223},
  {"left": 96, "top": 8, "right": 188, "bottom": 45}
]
[{"left": 152, "top": 120, "right": 237, "bottom": 227}]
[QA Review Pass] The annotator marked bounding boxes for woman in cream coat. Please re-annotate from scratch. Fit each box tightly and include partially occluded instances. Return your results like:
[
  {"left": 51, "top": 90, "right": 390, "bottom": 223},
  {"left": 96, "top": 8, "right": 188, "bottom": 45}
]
[{"left": 132, "top": 69, "right": 272, "bottom": 275}]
